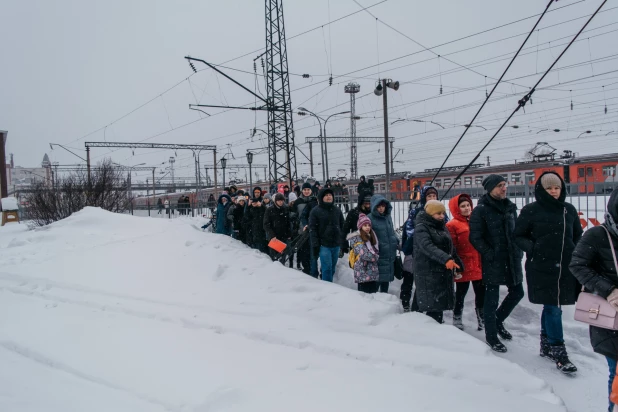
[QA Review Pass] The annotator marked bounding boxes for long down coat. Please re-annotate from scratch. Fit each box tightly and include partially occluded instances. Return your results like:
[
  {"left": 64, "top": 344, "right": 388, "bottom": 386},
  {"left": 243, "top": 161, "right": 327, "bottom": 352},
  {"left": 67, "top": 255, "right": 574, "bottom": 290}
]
[
  {"left": 570, "top": 189, "right": 618, "bottom": 360},
  {"left": 413, "top": 211, "right": 463, "bottom": 312},
  {"left": 514, "top": 172, "right": 583, "bottom": 305},
  {"left": 368, "top": 195, "right": 399, "bottom": 283},
  {"left": 469, "top": 194, "right": 523, "bottom": 286},
  {"left": 446, "top": 194, "right": 482, "bottom": 283}
]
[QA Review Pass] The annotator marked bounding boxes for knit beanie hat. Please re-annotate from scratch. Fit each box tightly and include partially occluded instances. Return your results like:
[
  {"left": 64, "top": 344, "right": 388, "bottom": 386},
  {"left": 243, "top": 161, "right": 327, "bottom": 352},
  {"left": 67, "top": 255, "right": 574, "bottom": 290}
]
[
  {"left": 424, "top": 187, "right": 439, "bottom": 199},
  {"left": 274, "top": 193, "right": 285, "bottom": 202},
  {"left": 237, "top": 196, "right": 246, "bottom": 202},
  {"left": 482, "top": 174, "right": 506, "bottom": 192},
  {"left": 302, "top": 182, "right": 312, "bottom": 190},
  {"left": 264, "top": 193, "right": 272, "bottom": 201},
  {"left": 288, "top": 193, "right": 297, "bottom": 203},
  {"left": 425, "top": 200, "right": 446, "bottom": 215},
  {"left": 540, "top": 173, "right": 562, "bottom": 189},
  {"left": 458, "top": 194, "right": 472, "bottom": 206},
  {"left": 357, "top": 213, "right": 372, "bottom": 230}
]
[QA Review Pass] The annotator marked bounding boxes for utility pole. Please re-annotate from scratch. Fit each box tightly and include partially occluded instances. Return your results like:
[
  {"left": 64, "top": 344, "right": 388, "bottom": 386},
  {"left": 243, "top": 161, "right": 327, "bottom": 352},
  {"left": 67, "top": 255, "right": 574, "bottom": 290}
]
[
  {"left": 382, "top": 79, "right": 390, "bottom": 197},
  {"left": 390, "top": 140, "right": 395, "bottom": 175},
  {"left": 213, "top": 149, "right": 218, "bottom": 198},
  {"left": 345, "top": 82, "right": 360, "bottom": 179},
  {"left": 169, "top": 157, "right": 175, "bottom": 192},
  {"left": 86, "top": 146, "right": 91, "bottom": 187},
  {"left": 0, "top": 131, "right": 7, "bottom": 199},
  {"left": 309, "top": 142, "right": 314, "bottom": 177}
]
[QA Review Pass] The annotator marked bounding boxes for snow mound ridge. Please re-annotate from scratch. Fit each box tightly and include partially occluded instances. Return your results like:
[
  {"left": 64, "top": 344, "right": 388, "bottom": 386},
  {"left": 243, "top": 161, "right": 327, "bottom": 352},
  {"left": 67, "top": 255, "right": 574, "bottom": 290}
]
[{"left": 0, "top": 211, "right": 567, "bottom": 411}]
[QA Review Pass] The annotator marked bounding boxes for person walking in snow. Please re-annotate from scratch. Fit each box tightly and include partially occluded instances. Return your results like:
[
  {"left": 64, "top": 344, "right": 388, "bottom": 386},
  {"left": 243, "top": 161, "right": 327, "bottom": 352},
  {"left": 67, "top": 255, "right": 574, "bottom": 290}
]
[
  {"left": 244, "top": 197, "right": 268, "bottom": 253},
  {"left": 264, "top": 193, "right": 292, "bottom": 261},
  {"left": 347, "top": 214, "right": 380, "bottom": 293},
  {"left": 414, "top": 200, "right": 463, "bottom": 323},
  {"left": 357, "top": 175, "right": 370, "bottom": 199},
  {"left": 447, "top": 194, "right": 484, "bottom": 331},
  {"left": 514, "top": 172, "right": 582, "bottom": 374},
  {"left": 469, "top": 175, "right": 524, "bottom": 353},
  {"left": 215, "top": 194, "right": 233, "bottom": 235},
  {"left": 570, "top": 188, "right": 618, "bottom": 408},
  {"left": 400, "top": 186, "right": 440, "bottom": 312},
  {"left": 309, "top": 188, "right": 344, "bottom": 282},
  {"left": 157, "top": 198, "right": 164, "bottom": 214},
  {"left": 369, "top": 194, "right": 399, "bottom": 293},
  {"left": 341, "top": 192, "right": 372, "bottom": 255}
]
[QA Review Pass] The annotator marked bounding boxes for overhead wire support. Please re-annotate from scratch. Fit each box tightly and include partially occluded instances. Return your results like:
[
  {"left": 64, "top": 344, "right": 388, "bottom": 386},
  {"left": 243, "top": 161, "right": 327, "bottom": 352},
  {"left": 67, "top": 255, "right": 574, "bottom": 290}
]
[
  {"left": 440, "top": 0, "right": 608, "bottom": 200},
  {"left": 431, "top": 0, "right": 556, "bottom": 185}
]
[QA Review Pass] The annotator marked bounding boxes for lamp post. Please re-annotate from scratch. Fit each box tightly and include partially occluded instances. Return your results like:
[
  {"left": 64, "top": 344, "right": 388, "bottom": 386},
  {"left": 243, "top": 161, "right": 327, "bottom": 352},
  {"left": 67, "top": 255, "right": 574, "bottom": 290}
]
[
  {"left": 297, "top": 108, "right": 350, "bottom": 182},
  {"left": 169, "top": 157, "right": 176, "bottom": 192},
  {"left": 247, "top": 151, "right": 254, "bottom": 194},
  {"left": 374, "top": 79, "right": 400, "bottom": 198},
  {"left": 221, "top": 157, "right": 227, "bottom": 190}
]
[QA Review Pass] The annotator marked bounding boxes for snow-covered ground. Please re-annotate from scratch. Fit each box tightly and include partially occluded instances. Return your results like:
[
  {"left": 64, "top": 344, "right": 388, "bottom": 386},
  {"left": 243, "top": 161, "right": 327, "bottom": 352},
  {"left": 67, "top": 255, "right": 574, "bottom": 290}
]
[{"left": 0, "top": 209, "right": 609, "bottom": 411}]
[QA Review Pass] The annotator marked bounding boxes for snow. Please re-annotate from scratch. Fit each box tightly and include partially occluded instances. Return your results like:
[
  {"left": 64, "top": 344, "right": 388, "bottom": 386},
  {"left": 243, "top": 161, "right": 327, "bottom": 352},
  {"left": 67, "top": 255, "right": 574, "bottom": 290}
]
[
  {"left": 1, "top": 196, "right": 19, "bottom": 210},
  {"left": 0, "top": 208, "right": 607, "bottom": 411}
]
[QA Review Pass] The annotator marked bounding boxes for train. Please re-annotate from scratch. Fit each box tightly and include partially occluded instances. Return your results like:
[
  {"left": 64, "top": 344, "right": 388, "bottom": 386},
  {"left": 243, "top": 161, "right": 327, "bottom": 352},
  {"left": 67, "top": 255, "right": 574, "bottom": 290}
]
[{"left": 134, "top": 150, "right": 618, "bottom": 208}]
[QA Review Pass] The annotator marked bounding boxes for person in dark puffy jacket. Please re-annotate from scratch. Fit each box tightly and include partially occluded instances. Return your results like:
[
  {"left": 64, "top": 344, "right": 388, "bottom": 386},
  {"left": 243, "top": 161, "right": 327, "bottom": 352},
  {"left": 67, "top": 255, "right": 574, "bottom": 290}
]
[
  {"left": 400, "top": 185, "right": 439, "bottom": 311},
  {"left": 469, "top": 174, "right": 524, "bottom": 353},
  {"left": 446, "top": 193, "right": 484, "bottom": 331},
  {"left": 264, "top": 193, "right": 292, "bottom": 260},
  {"left": 291, "top": 183, "right": 317, "bottom": 275},
  {"left": 309, "top": 188, "right": 344, "bottom": 282},
  {"left": 515, "top": 172, "right": 582, "bottom": 374},
  {"left": 228, "top": 196, "right": 247, "bottom": 243},
  {"left": 368, "top": 194, "right": 399, "bottom": 293},
  {"left": 244, "top": 197, "right": 268, "bottom": 253},
  {"left": 414, "top": 200, "right": 463, "bottom": 323},
  {"left": 357, "top": 176, "right": 371, "bottom": 198},
  {"left": 570, "top": 188, "right": 618, "bottom": 410}
]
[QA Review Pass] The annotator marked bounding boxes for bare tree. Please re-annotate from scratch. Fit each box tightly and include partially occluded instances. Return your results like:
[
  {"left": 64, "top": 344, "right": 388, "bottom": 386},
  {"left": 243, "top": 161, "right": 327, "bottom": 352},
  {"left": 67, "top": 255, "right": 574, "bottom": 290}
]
[{"left": 24, "top": 159, "right": 131, "bottom": 227}]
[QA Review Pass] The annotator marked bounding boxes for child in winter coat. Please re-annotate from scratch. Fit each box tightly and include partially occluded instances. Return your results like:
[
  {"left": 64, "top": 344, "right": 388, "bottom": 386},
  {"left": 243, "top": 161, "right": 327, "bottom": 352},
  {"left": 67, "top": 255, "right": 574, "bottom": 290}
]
[
  {"left": 446, "top": 194, "right": 484, "bottom": 331},
  {"left": 347, "top": 214, "right": 380, "bottom": 293}
]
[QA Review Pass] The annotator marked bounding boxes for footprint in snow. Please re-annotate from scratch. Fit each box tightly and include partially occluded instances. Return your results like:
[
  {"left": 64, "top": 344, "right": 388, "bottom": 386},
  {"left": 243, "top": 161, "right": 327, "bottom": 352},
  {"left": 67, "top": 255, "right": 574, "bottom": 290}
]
[{"left": 213, "top": 264, "right": 228, "bottom": 280}]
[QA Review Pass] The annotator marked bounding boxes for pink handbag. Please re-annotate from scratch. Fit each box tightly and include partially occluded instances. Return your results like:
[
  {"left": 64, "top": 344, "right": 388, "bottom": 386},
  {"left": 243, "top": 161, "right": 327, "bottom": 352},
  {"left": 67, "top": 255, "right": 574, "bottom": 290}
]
[{"left": 574, "top": 225, "right": 618, "bottom": 330}]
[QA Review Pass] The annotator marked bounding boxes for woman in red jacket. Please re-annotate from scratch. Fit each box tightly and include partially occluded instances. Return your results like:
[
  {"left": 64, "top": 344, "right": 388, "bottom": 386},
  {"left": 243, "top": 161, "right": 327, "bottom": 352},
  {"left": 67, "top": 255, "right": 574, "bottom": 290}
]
[{"left": 446, "top": 194, "right": 484, "bottom": 331}]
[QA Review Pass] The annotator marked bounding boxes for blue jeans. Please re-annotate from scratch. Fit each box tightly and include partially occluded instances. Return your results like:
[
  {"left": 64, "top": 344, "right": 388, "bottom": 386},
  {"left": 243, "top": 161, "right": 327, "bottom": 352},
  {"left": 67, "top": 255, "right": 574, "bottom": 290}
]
[
  {"left": 608, "top": 357, "right": 616, "bottom": 412},
  {"left": 541, "top": 305, "right": 564, "bottom": 345},
  {"left": 319, "top": 246, "right": 340, "bottom": 282}
]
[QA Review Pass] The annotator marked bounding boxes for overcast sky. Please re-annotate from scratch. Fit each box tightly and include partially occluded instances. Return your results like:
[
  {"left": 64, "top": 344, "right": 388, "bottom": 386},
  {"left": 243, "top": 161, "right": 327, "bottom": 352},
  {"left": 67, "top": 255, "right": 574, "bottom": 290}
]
[{"left": 1, "top": 0, "right": 616, "bottom": 184}]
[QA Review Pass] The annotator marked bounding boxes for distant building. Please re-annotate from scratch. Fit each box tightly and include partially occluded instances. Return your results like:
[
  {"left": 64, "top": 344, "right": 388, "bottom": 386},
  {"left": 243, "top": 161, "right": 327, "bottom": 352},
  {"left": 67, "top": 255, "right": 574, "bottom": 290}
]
[{"left": 5, "top": 154, "right": 52, "bottom": 192}]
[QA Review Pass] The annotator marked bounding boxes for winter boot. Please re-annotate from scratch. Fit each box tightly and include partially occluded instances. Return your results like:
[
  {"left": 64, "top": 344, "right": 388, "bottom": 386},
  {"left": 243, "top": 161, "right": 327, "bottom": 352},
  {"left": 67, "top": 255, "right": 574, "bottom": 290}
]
[
  {"left": 475, "top": 308, "right": 484, "bottom": 331},
  {"left": 402, "top": 301, "right": 410, "bottom": 313},
  {"left": 540, "top": 334, "right": 554, "bottom": 360},
  {"left": 453, "top": 314, "right": 464, "bottom": 330},
  {"left": 549, "top": 344, "right": 577, "bottom": 374},
  {"left": 497, "top": 322, "right": 513, "bottom": 340},
  {"left": 486, "top": 337, "right": 507, "bottom": 353}
]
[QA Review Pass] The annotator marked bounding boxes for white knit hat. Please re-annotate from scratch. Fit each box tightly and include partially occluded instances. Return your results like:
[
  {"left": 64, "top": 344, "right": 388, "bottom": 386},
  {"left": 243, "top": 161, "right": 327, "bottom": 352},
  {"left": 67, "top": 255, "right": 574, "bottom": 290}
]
[{"left": 288, "top": 193, "right": 298, "bottom": 203}]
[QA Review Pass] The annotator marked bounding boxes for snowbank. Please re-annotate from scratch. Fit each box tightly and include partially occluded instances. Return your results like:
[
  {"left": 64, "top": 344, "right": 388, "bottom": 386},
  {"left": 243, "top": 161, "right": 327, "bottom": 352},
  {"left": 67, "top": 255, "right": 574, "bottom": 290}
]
[{"left": 0, "top": 208, "right": 569, "bottom": 411}]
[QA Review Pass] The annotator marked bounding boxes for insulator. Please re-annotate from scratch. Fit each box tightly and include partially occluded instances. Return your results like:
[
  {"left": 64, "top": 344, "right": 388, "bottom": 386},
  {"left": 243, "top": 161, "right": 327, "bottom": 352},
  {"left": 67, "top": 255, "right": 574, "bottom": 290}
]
[
  {"left": 485, "top": 90, "right": 488, "bottom": 98},
  {"left": 530, "top": 98, "right": 533, "bottom": 105},
  {"left": 440, "top": 85, "right": 443, "bottom": 95},
  {"left": 254, "top": 62, "right": 257, "bottom": 72},
  {"left": 261, "top": 58, "right": 265, "bottom": 69},
  {"left": 571, "top": 101, "right": 573, "bottom": 110},
  {"left": 605, "top": 106, "right": 608, "bottom": 114},
  {"left": 189, "top": 62, "right": 197, "bottom": 73},
  {"left": 302, "top": 74, "right": 310, "bottom": 78},
  {"left": 329, "top": 76, "right": 333, "bottom": 86}
]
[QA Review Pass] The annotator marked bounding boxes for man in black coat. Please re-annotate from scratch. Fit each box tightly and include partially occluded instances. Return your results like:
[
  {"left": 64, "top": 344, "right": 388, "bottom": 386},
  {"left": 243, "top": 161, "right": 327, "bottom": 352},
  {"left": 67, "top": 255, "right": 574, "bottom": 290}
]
[
  {"left": 341, "top": 191, "right": 372, "bottom": 253},
  {"left": 570, "top": 189, "right": 618, "bottom": 401},
  {"left": 264, "top": 193, "right": 292, "bottom": 260},
  {"left": 357, "top": 176, "right": 370, "bottom": 198},
  {"left": 514, "top": 171, "right": 582, "bottom": 373},
  {"left": 291, "top": 183, "right": 317, "bottom": 275},
  {"left": 309, "top": 188, "right": 344, "bottom": 282},
  {"left": 469, "top": 174, "right": 524, "bottom": 353}
]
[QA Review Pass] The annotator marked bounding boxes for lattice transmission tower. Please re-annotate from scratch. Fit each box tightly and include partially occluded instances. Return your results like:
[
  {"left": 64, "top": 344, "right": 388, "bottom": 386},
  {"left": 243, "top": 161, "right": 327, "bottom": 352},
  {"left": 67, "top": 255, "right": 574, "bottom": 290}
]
[
  {"left": 265, "top": 0, "right": 297, "bottom": 185},
  {"left": 345, "top": 82, "right": 360, "bottom": 180}
]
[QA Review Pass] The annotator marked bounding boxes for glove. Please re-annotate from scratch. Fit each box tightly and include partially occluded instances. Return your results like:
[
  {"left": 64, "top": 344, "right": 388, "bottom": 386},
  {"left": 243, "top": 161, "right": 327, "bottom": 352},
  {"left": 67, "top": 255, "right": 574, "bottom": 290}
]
[
  {"left": 607, "top": 289, "right": 618, "bottom": 311},
  {"left": 445, "top": 260, "right": 461, "bottom": 271},
  {"left": 313, "top": 247, "right": 320, "bottom": 257},
  {"left": 339, "top": 250, "right": 344, "bottom": 259}
]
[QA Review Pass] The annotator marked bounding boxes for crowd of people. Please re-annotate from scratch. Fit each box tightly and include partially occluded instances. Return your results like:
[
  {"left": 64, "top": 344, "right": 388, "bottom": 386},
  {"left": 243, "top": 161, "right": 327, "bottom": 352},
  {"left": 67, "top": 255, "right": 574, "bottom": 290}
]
[{"left": 200, "top": 173, "right": 618, "bottom": 411}]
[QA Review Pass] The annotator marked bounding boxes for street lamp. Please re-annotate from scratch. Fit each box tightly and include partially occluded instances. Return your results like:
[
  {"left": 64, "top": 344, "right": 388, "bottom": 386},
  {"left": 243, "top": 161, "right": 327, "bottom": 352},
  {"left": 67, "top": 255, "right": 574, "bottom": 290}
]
[
  {"left": 246, "top": 151, "right": 254, "bottom": 193},
  {"left": 169, "top": 157, "right": 176, "bottom": 192},
  {"left": 297, "top": 107, "right": 350, "bottom": 181},
  {"left": 375, "top": 79, "right": 400, "bottom": 199},
  {"left": 221, "top": 157, "right": 227, "bottom": 190}
]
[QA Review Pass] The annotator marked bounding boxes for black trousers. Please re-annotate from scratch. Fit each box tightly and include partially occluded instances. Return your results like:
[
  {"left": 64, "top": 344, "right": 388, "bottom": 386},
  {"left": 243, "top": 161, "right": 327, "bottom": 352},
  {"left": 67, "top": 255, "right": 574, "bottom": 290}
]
[
  {"left": 358, "top": 281, "right": 379, "bottom": 294},
  {"left": 454, "top": 280, "right": 485, "bottom": 316},
  {"left": 400, "top": 271, "right": 420, "bottom": 311},
  {"left": 379, "top": 282, "right": 389, "bottom": 293},
  {"left": 298, "top": 241, "right": 311, "bottom": 274},
  {"left": 426, "top": 311, "right": 443, "bottom": 323},
  {"left": 484, "top": 283, "right": 524, "bottom": 340}
]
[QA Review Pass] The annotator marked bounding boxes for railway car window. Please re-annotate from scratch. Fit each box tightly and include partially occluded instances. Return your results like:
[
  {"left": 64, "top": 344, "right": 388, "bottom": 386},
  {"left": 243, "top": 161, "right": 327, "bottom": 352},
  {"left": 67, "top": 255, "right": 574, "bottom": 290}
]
[
  {"left": 501, "top": 174, "right": 509, "bottom": 180},
  {"left": 434, "top": 179, "right": 441, "bottom": 187},
  {"left": 587, "top": 167, "right": 593, "bottom": 177},
  {"left": 464, "top": 177, "right": 472, "bottom": 185},
  {"left": 444, "top": 178, "right": 452, "bottom": 186},
  {"left": 603, "top": 166, "right": 616, "bottom": 177},
  {"left": 511, "top": 173, "right": 521, "bottom": 183},
  {"left": 454, "top": 178, "right": 461, "bottom": 186},
  {"left": 578, "top": 168, "right": 584, "bottom": 178},
  {"left": 475, "top": 176, "right": 483, "bottom": 185},
  {"left": 380, "top": 184, "right": 386, "bottom": 191},
  {"left": 525, "top": 172, "right": 535, "bottom": 182}
]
